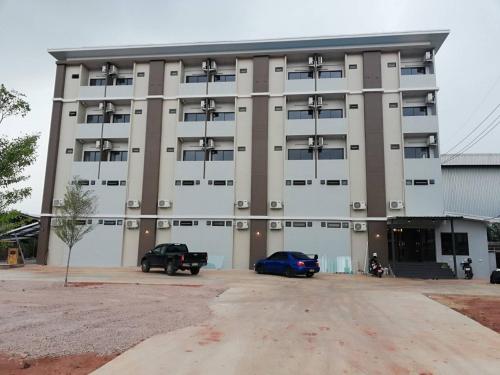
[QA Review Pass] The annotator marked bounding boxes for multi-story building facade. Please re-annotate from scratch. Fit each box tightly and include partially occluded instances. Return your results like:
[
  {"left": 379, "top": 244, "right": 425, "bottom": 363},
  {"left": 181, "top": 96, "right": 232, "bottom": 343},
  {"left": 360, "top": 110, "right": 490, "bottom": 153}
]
[{"left": 37, "top": 30, "right": 491, "bottom": 277}]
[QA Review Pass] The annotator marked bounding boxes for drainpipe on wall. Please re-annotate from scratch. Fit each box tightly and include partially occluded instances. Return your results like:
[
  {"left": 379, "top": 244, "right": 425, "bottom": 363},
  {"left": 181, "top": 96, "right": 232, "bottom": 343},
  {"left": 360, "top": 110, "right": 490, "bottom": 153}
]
[{"left": 450, "top": 217, "right": 458, "bottom": 278}]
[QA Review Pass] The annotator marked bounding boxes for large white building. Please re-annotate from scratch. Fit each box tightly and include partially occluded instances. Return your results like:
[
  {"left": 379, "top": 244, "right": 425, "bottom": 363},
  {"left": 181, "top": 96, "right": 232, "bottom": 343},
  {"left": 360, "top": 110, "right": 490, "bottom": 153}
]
[{"left": 37, "top": 30, "right": 492, "bottom": 278}]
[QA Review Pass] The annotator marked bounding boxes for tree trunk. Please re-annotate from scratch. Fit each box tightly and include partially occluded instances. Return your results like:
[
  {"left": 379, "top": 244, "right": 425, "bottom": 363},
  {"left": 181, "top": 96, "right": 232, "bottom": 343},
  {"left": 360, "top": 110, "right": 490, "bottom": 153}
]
[{"left": 64, "top": 245, "right": 73, "bottom": 287}]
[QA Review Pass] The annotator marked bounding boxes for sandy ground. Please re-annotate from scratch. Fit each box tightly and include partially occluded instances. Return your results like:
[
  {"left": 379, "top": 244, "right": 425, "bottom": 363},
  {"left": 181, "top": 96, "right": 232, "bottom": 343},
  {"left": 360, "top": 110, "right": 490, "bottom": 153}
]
[
  {"left": 428, "top": 294, "right": 500, "bottom": 333},
  {"left": 1, "top": 266, "right": 500, "bottom": 375}
]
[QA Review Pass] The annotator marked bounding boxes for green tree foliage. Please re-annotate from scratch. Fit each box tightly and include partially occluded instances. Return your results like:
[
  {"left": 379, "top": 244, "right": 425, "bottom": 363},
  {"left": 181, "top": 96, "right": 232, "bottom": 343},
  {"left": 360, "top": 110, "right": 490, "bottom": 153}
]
[
  {"left": 0, "top": 84, "right": 39, "bottom": 214},
  {"left": 53, "top": 179, "right": 97, "bottom": 286}
]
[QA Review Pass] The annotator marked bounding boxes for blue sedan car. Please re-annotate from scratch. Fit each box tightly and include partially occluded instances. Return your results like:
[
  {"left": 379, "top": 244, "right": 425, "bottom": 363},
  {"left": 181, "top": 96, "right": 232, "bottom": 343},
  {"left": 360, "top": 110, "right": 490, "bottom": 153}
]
[{"left": 255, "top": 251, "right": 320, "bottom": 277}]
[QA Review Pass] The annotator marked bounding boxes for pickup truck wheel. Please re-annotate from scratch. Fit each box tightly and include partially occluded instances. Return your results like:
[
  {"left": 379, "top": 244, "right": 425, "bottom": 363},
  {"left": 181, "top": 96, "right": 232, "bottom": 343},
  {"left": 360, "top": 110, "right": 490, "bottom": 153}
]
[
  {"left": 190, "top": 267, "right": 200, "bottom": 275},
  {"left": 141, "top": 260, "right": 150, "bottom": 273},
  {"left": 166, "top": 262, "right": 176, "bottom": 276}
]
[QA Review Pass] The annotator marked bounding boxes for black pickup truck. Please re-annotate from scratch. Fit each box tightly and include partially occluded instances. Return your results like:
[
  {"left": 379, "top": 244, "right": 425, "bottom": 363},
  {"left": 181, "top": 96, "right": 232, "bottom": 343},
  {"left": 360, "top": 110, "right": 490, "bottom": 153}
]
[{"left": 140, "top": 243, "right": 208, "bottom": 276}]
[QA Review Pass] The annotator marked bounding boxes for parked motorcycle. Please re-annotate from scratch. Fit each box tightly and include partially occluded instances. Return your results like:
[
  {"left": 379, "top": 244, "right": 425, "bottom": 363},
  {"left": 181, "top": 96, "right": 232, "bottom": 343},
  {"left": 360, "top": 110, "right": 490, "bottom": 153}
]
[
  {"left": 461, "top": 258, "right": 474, "bottom": 279},
  {"left": 369, "top": 253, "right": 384, "bottom": 278}
]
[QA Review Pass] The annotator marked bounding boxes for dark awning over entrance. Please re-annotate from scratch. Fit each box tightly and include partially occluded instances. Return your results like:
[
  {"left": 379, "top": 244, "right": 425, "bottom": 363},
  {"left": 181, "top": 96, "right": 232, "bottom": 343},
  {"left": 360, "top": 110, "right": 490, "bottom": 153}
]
[{"left": 387, "top": 216, "right": 463, "bottom": 229}]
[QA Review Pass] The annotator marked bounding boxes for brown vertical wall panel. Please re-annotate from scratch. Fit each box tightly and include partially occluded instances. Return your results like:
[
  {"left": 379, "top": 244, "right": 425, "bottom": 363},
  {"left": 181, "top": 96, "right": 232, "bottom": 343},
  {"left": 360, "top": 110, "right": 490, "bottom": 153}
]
[
  {"left": 363, "top": 51, "right": 388, "bottom": 262},
  {"left": 249, "top": 56, "right": 270, "bottom": 268},
  {"left": 137, "top": 61, "right": 165, "bottom": 264},
  {"left": 37, "top": 63, "right": 66, "bottom": 264}
]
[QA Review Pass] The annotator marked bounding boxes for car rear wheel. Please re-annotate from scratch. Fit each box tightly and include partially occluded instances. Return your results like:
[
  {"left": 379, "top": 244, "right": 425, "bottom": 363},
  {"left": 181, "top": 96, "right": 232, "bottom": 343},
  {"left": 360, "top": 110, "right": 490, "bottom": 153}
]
[
  {"left": 306, "top": 273, "right": 314, "bottom": 278},
  {"left": 190, "top": 267, "right": 200, "bottom": 275},
  {"left": 284, "top": 267, "right": 294, "bottom": 278},
  {"left": 141, "top": 260, "right": 150, "bottom": 273},
  {"left": 255, "top": 264, "right": 264, "bottom": 274},
  {"left": 166, "top": 262, "right": 176, "bottom": 276}
]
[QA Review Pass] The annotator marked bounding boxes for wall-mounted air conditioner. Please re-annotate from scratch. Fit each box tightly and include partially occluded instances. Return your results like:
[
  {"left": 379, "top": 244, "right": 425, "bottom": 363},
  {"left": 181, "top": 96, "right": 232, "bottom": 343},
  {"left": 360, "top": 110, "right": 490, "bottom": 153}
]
[
  {"left": 389, "top": 200, "right": 404, "bottom": 210},
  {"left": 352, "top": 201, "right": 366, "bottom": 210},
  {"left": 269, "top": 220, "right": 282, "bottom": 230},
  {"left": 127, "top": 200, "right": 140, "bottom": 208},
  {"left": 99, "top": 102, "right": 105, "bottom": 111},
  {"left": 108, "top": 65, "right": 118, "bottom": 76},
  {"left": 235, "top": 220, "right": 249, "bottom": 230},
  {"left": 201, "top": 99, "right": 215, "bottom": 112},
  {"left": 426, "top": 93, "right": 435, "bottom": 104},
  {"left": 206, "top": 138, "right": 214, "bottom": 149},
  {"left": 316, "top": 96, "right": 323, "bottom": 108},
  {"left": 317, "top": 136, "right": 324, "bottom": 148},
  {"left": 52, "top": 199, "right": 64, "bottom": 207},
  {"left": 236, "top": 200, "right": 249, "bottom": 209},
  {"left": 158, "top": 200, "right": 172, "bottom": 208},
  {"left": 270, "top": 200, "right": 283, "bottom": 209},
  {"left": 101, "top": 65, "right": 108, "bottom": 73},
  {"left": 126, "top": 219, "right": 139, "bottom": 229},
  {"left": 427, "top": 135, "right": 437, "bottom": 146},
  {"left": 425, "top": 51, "right": 433, "bottom": 62},
  {"left": 308, "top": 96, "right": 315, "bottom": 108},
  {"left": 308, "top": 137, "right": 315, "bottom": 148},
  {"left": 102, "top": 140, "right": 113, "bottom": 150},
  {"left": 105, "top": 103, "right": 115, "bottom": 113},
  {"left": 352, "top": 222, "right": 367, "bottom": 232},
  {"left": 308, "top": 56, "right": 323, "bottom": 67},
  {"left": 157, "top": 220, "right": 170, "bottom": 229},
  {"left": 202, "top": 60, "right": 217, "bottom": 72}
]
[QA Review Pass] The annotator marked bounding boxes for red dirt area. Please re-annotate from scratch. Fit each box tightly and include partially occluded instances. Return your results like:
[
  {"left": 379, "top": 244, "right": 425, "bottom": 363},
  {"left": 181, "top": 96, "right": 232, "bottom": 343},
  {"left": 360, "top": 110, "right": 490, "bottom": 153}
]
[
  {"left": 0, "top": 353, "right": 117, "bottom": 375},
  {"left": 428, "top": 294, "right": 500, "bottom": 333}
]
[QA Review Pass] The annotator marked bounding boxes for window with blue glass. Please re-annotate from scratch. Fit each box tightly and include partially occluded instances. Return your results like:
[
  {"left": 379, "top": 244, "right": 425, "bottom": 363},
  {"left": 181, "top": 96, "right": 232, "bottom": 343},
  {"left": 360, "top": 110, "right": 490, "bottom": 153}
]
[
  {"left": 403, "top": 106, "right": 428, "bottom": 116},
  {"left": 110, "top": 151, "right": 128, "bottom": 161},
  {"left": 83, "top": 151, "right": 101, "bottom": 162},
  {"left": 183, "top": 150, "right": 205, "bottom": 161},
  {"left": 214, "top": 74, "right": 235, "bottom": 82},
  {"left": 288, "top": 148, "right": 314, "bottom": 160},
  {"left": 184, "top": 113, "right": 206, "bottom": 122},
  {"left": 401, "top": 67, "right": 426, "bottom": 75},
  {"left": 210, "top": 150, "right": 234, "bottom": 161},
  {"left": 212, "top": 112, "right": 235, "bottom": 121},
  {"left": 288, "top": 71, "right": 313, "bottom": 80},
  {"left": 112, "top": 114, "right": 130, "bottom": 123},
  {"left": 288, "top": 110, "right": 314, "bottom": 120},
  {"left": 115, "top": 77, "right": 133, "bottom": 85},
  {"left": 318, "top": 109, "right": 343, "bottom": 119},
  {"left": 318, "top": 148, "right": 344, "bottom": 160},
  {"left": 319, "top": 70, "right": 342, "bottom": 78},
  {"left": 86, "top": 114, "right": 103, "bottom": 123},
  {"left": 89, "top": 78, "right": 106, "bottom": 86},
  {"left": 185, "top": 75, "right": 208, "bottom": 83},
  {"left": 404, "top": 147, "right": 430, "bottom": 159}
]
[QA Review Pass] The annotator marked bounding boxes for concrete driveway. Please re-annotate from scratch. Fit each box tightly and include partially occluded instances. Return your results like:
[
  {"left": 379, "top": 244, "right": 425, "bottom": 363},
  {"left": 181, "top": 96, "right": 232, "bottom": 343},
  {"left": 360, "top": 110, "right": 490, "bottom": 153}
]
[{"left": 83, "top": 271, "right": 500, "bottom": 375}]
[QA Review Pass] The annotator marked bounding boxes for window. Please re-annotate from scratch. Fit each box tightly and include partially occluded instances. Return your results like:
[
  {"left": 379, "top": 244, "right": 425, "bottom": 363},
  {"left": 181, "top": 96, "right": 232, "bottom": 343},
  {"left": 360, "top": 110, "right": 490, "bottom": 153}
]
[
  {"left": 87, "top": 114, "right": 103, "bottom": 123},
  {"left": 212, "top": 112, "right": 235, "bottom": 121},
  {"left": 185, "top": 75, "right": 207, "bottom": 83},
  {"left": 183, "top": 150, "right": 205, "bottom": 161},
  {"left": 210, "top": 150, "right": 234, "bottom": 161},
  {"left": 214, "top": 74, "right": 235, "bottom": 82},
  {"left": 110, "top": 151, "right": 128, "bottom": 162},
  {"left": 292, "top": 222, "right": 307, "bottom": 228},
  {"left": 404, "top": 147, "right": 430, "bottom": 159},
  {"left": 327, "top": 222, "right": 342, "bottom": 228},
  {"left": 180, "top": 221, "right": 193, "bottom": 226},
  {"left": 112, "top": 114, "right": 130, "bottom": 123},
  {"left": 184, "top": 113, "right": 206, "bottom": 122},
  {"left": 77, "top": 180, "right": 89, "bottom": 186},
  {"left": 319, "top": 70, "right": 342, "bottom": 79},
  {"left": 293, "top": 180, "right": 306, "bottom": 186},
  {"left": 349, "top": 64, "right": 357, "bottom": 69},
  {"left": 182, "top": 180, "right": 195, "bottom": 186},
  {"left": 83, "top": 151, "right": 100, "bottom": 162},
  {"left": 401, "top": 67, "right": 426, "bottom": 75},
  {"left": 441, "top": 233, "right": 469, "bottom": 255},
  {"left": 318, "top": 109, "right": 343, "bottom": 119},
  {"left": 103, "top": 220, "right": 117, "bottom": 225},
  {"left": 288, "top": 110, "right": 314, "bottom": 120},
  {"left": 326, "top": 180, "right": 341, "bottom": 185},
  {"left": 213, "top": 180, "right": 226, "bottom": 186},
  {"left": 212, "top": 220, "right": 225, "bottom": 226},
  {"left": 69, "top": 111, "right": 77, "bottom": 117},
  {"left": 414, "top": 179, "right": 429, "bottom": 186},
  {"left": 403, "top": 106, "right": 428, "bottom": 116},
  {"left": 89, "top": 78, "right": 105, "bottom": 86},
  {"left": 71, "top": 74, "right": 79, "bottom": 79},
  {"left": 318, "top": 148, "right": 344, "bottom": 160},
  {"left": 115, "top": 77, "right": 133, "bottom": 85},
  {"left": 288, "top": 71, "right": 313, "bottom": 80},
  {"left": 288, "top": 148, "right": 313, "bottom": 160}
]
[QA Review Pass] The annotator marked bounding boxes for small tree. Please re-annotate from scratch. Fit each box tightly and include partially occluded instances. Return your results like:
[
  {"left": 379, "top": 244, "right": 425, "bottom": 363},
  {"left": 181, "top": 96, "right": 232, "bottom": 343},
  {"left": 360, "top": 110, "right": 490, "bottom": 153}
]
[{"left": 54, "top": 179, "right": 96, "bottom": 287}]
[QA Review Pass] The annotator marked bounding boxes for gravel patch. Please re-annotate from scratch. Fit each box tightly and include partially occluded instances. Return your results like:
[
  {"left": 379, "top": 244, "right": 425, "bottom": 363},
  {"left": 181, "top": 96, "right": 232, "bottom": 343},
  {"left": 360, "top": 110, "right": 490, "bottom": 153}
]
[{"left": 0, "top": 280, "right": 224, "bottom": 358}]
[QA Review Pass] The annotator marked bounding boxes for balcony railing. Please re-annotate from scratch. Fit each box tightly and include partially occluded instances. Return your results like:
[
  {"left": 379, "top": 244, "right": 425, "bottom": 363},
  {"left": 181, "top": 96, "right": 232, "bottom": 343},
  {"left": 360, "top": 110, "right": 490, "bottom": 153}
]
[
  {"left": 176, "top": 121, "right": 235, "bottom": 138},
  {"left": 76, "top": 123, "right": 130, "bottom": 140},
  {"left": 178, "top": 82, "right": 236, "bottom": 97},
  {"left": 78, "top": 85, "right": 133, "bottom": 99},
  {"left": 402, "top": 115, "right": 438, "bottom": 134}
]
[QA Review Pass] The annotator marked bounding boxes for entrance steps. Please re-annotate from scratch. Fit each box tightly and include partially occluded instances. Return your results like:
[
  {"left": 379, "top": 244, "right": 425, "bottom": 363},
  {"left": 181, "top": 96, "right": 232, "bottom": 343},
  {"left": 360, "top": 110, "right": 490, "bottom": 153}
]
[{"left": 393, "top": 262, "right": 455, "bottom": 279}]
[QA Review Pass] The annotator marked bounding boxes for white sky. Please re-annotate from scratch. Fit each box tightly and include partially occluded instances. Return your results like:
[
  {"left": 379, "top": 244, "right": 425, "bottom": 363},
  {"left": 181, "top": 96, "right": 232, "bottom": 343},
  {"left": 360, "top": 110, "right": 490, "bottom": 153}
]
[{"left": 1, "top": 0, "right": 499, "bottom": 214}]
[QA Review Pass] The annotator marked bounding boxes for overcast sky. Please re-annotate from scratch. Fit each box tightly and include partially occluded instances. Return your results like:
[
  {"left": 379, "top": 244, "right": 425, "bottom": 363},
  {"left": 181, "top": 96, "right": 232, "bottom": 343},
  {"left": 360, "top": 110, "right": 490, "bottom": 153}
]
[{"left": 1, "top": 0, "right": 499, "bottom": 214}]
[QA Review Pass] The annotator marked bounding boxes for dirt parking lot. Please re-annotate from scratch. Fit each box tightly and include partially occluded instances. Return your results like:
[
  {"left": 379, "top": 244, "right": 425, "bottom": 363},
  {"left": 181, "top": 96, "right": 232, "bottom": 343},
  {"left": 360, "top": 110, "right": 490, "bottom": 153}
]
[{"left": 0, "top": 277, "right": 223, "bottom": 374}]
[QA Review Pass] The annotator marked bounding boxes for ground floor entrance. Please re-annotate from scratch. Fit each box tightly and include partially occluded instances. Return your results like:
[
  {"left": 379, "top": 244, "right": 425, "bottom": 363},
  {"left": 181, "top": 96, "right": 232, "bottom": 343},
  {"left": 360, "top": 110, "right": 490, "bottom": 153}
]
[{"left": 388, "top": 228, "right": 437, "bottom": 262}]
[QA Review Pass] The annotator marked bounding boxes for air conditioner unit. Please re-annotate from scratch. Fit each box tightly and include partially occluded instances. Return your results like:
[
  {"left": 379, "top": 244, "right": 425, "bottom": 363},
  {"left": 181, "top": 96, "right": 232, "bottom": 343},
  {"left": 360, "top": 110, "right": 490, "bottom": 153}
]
[
  {"left": 50, "top": 218, "right": 62, "bottom": 227},
  {"left": 235, "top": 220, "right": 249, "bottom": 230},
  {"left": 427, "top": 135, "right": 437, "bottom": 146},
  {"left": 269, "top": 220, "right": 282, "bottom": 230},
  {"left": 308, "top": 56, "right": 315, "bottom": 66},
  {"left": 308, "top": 56, "right": 323, "bottom": 67},
  {"left": 352, "top": 222, "right": 367, "bottom": 232},
  {"left": 316, "top": 96, "right": 323, "bottom": 108},
  {"left": 352, "top": 201, "right": 366, "bottom": 210},
  {"left": 105, "top": 103, "right": 115, "bottom": 113},
  {"left": 316, "top": 56, "right": 323, "bottom": 66},
  {"left": 158, "top": 200, "right": 171, "bottom": 208},
  {"left": 308, "top": 137, "right": 315, "bottom": 148},
  {"left": 201, "top": 99, "right": 215, "bottom": 112},
  {"left": 202, "top": 60, "right": 217, "bottom": 72},
  {"left": 108, "top": 65, "right": 118, "bottom": 76},
  {"left": 308, "top": 96, "right": 315, "bottom": 108},
  {"left": 101, "top": 65, "right": 108, "bottom": 73},
  {"left": 270, "top": 200, "right": 283, "bottom": 209},
  {"left": 199, "top": 138, "right": 205, "bottom": 147},
  {"left": 95, "top": 140, "right": 101, "bottom": 149},
  {"left": 317, "top": 136, "right": 324, "bottom": 148},
  {"left": 126, "top": 219, "right": 139, "bottom": 229},
  {"left": 425, "top": 51, "right": 433, "bottom": 62},
  {"left": 206, "top": 138, "right": 215, "bottom": 149},
  {"left": 389, "top": 200, "right": 404, "bottom": 210},
  {"left": 98, "top": 102, "right": 105, "bottom": 111},
  {"left": 426, "top": 93, "right": 435, "bottom": 104},
  {"left": 157, "top": 220, "right": 170, "bottom": 229},
  {"left": 127, "top": 200, "right": 141, "bottom": 208},
  {"left": 102, "top": 140, "right": 113, "bottom": 150},
  {"left": 236, "top": 200, "right": 249, "bottom": 209},
  {"left": 52, "top": 199, "right": 64, "bottom": 207}
]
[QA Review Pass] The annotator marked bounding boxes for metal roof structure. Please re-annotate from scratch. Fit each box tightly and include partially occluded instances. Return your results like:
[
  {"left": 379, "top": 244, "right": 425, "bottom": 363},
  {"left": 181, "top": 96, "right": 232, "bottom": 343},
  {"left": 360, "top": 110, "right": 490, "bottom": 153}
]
[
  {"left": 48, "top": 30, "right": 449, "bottom": 62},
  {"left": 441, "top": 153, "right": 500, "bottom": 167},
  {"left": 0, "top": 222, "right": 39, "bottom": 241}
]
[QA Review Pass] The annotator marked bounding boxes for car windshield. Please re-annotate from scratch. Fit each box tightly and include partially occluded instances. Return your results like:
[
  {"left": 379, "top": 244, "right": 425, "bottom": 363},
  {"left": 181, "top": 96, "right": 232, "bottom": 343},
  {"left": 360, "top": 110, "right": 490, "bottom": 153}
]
[{"left": 290, "top": 252, "right": 312, "bottom": 260}]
